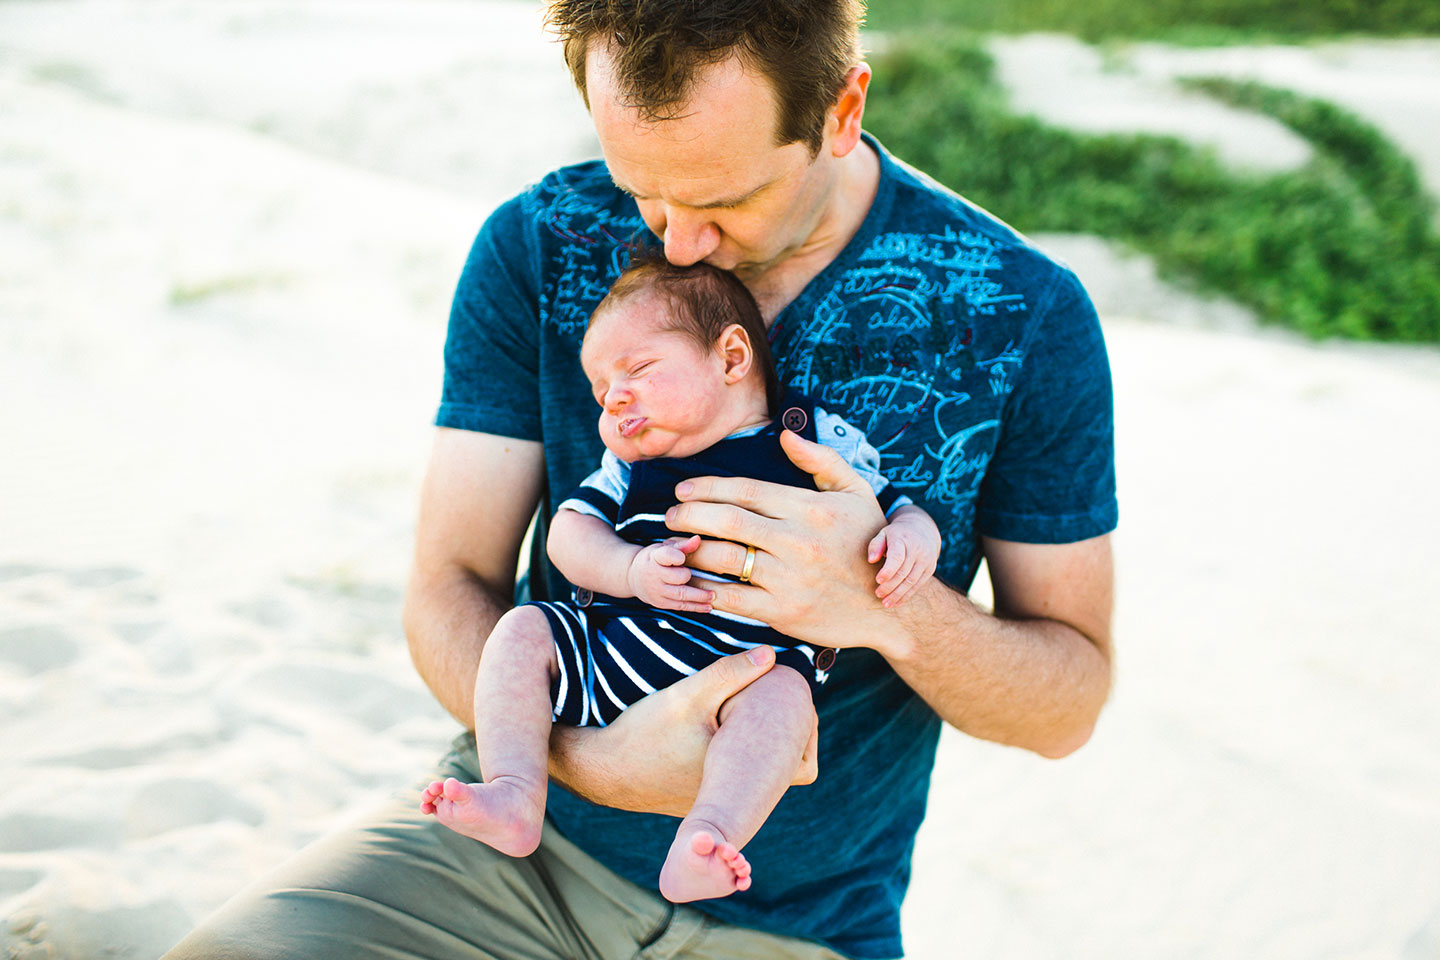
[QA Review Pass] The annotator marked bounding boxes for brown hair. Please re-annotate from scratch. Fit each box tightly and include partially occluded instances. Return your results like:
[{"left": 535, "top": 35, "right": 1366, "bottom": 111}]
[
  {"left": 589, "top": 253, "right": 781, "bottom": 414},
  {"left": 547, "top": 0, "right": 864, "bottom": 156}
]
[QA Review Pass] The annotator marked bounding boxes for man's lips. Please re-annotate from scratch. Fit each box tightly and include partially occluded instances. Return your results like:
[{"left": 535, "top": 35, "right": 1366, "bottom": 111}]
[{"left": 618, "top": 417, "right": 646, "bottom": 438}]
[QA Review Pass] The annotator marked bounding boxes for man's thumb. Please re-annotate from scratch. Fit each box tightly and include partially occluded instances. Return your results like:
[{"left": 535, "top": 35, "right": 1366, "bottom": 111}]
[
  {"left": 779, "top": 428, "right": 867, "bottom": 493},
  {"left": 702, "top": 645, "right": 775, "bottom": 704}
]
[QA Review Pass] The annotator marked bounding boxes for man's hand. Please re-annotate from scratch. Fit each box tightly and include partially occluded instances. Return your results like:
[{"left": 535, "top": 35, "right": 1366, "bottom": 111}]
[
  {"left": 666, "top": 429, "right": 892, "bottom": 653},
  {"left": 549, "top": 645, "right": 818, "bottom": 817},
  {"left": 625, "top": 535, "right": 715, "bottom": 613}
]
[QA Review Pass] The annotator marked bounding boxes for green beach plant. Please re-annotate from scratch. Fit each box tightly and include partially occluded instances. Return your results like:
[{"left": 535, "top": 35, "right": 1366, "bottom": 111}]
[
  {"left": 865, "top": 32, "right": 1440, "bottom": 341},
  {"left": 865, "top": 0, "right": 1440, "bottom": 44}
]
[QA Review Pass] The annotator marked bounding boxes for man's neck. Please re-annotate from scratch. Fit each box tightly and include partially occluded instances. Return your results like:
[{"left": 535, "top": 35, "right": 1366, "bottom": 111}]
[{"left": 749, "top": 137, "right": 881, "bottom": 322}]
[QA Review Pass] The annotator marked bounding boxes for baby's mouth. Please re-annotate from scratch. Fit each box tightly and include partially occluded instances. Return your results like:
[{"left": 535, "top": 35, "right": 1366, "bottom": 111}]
[{"left": 618, "top": 417, "right": 646, "bottom": 438}]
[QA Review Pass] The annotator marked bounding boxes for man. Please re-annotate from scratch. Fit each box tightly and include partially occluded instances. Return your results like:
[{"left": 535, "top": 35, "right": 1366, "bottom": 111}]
[{"left": 164, "top": 2, "right": 1115, "bottom": 957}]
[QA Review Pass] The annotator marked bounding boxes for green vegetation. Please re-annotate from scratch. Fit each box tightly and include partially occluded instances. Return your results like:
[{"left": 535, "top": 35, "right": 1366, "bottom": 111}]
[
  {"left": 169, "top": 273, "right": 288, "bottom": 306},
  {"left": 865, "top": 33, "right": 1440, "bottom": 341},
  {"left": 866, "top": 0, "right": 1440, "bottom": 43}
]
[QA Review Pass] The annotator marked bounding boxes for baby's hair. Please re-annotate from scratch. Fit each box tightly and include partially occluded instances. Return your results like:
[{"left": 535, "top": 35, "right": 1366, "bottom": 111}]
[{"left": 589, "top": 253, "right": 781, "bottom": 413}]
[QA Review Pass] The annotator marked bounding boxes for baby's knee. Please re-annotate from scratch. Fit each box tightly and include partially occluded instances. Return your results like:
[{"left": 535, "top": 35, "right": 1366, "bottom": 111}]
[
  {"left": 719, "top": 663, "right": 813, "bottom": 731},
  {"left": 485, "top": 606, "right": 557, "bottom": 663},
  {"left": 753, "top": 662, "right": 813, "bottom": 703}
]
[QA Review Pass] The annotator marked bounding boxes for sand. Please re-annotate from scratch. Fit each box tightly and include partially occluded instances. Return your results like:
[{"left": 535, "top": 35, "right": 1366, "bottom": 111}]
[{"left": 1, "top": 3, "right": 1438, "bottom": 958}]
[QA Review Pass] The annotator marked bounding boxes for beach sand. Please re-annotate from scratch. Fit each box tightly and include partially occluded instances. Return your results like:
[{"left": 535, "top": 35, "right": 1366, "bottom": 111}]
[{"left": 1, "top": 3, "right": 1438, "bottom": 957}]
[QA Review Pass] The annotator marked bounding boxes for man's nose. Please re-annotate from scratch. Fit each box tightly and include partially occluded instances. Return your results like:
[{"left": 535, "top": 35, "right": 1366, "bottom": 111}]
[{"left": 661, "top": 207, "right": 721, "bottom": 266}]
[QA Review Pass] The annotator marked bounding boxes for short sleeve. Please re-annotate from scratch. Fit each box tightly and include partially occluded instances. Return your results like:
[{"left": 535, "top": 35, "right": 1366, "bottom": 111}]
[
  {"left": 978, "top": 269, "right": 1118, "bottom": 543},
  {"left": 436, "top": 194, "right": 543, "bottom": 440},
  {"left": 557, "top": 450, "right": 632, "bottom": 524},
  {"left": 813, "top": 408, "right": 912, "bottom": 517}
]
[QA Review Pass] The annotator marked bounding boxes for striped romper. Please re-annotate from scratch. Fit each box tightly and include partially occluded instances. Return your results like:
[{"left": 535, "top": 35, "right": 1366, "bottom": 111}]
[{"left": 531, "top": 392, "right": 909, "bottom": 727}]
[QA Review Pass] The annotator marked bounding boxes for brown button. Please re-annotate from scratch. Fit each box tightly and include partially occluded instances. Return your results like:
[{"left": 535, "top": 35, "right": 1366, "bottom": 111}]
[
  {"left": 815, "top": 648, "right": 836, "bottom": 671},
  {"left": 781, "top": 407, "right": 807, "bottom": 432},
  {"left": 574, "top": 587, "right": 593, "bottom": 607}
]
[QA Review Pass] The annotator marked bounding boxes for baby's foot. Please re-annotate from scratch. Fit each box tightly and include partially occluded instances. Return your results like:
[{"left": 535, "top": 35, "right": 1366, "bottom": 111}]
[
  {"left": 658, "top": 821, "right": 752, "bottom": 903},
  {"left": 419, "top": 776, "right": 543, "bottom": 857}
]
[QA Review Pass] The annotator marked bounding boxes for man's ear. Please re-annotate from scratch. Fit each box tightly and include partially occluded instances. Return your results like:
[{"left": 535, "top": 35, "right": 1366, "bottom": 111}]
[
  {"left": 828, "top": 63, "right": 871, "bottom": 159},
  {"left": 718, "top": 324, "right": 755, "bottom": 384}
]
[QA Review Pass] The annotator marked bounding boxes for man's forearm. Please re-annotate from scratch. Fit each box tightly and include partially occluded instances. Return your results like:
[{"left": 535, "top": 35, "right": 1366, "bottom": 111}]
[
  {"left": 881, "top": 578, "right": 1112, "bottom": 758},
  {"left": 403, "top": 567, "right": 510, "bottom": 728}
]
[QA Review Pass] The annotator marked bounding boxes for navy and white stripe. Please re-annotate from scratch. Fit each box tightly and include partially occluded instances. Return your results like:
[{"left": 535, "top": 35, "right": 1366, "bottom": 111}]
[{"left": 531, "top": 600, "right": 814, "bottom": 726}]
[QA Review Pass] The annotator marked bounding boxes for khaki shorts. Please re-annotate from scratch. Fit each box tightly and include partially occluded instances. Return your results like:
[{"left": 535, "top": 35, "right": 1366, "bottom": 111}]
[{"left": 162, "top": 735, "right": 853, "bottom": 960}]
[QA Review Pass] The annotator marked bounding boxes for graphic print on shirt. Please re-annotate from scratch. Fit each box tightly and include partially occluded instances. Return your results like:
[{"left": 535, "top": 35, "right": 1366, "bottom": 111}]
[
  {"left": 528, "top": 175, "right": 648, "bottom": 336},
  {"left": 774, "top": 226, "right": 1033, "bottom": 572}
]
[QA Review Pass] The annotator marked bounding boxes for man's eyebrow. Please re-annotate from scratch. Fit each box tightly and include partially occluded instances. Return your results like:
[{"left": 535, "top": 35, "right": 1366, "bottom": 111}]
[{"left": 610, "top": 178, "right": 769, "bottom": 210}]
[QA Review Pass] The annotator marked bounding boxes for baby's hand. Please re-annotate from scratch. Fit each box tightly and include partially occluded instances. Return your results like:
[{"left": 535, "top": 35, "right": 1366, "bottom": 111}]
[
  {"left": 627, "top": 535, "right": 715, "bottom": 613},
  {"left": 866, "top": 507, "right": 941, "bottom": 607}
]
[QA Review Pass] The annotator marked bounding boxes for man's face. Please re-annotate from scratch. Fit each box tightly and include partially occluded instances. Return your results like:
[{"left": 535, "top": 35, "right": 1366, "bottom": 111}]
[{"left": 587, "top": 46, "right": 839, "bottom": 282}]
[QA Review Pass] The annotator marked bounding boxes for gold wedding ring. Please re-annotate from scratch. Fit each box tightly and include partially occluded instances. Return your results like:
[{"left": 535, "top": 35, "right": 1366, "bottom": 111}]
[{"left": 739, "top": 544, "right": 756, "bottom": 583}]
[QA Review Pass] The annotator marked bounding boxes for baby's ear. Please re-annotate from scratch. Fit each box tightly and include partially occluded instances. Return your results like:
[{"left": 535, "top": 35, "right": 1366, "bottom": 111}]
[{"left": 718, "top": 323, "right": 754, "bottom": 384}]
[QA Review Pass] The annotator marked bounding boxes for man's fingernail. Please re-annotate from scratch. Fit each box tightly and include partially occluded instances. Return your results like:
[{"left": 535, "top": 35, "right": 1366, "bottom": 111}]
[
  {"left": 676, "top": 481, "right": 693, "bottom": 498},
  {"left": 747, "top": 647, "right": 773, "bottom": 666}
]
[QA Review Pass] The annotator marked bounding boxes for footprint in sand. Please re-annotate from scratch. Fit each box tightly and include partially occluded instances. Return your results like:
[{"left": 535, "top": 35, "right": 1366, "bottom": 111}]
[
  {"left": 0, "top": 813, "right": 115, "bottom": 853},
  {"left": 0, "top": 564, "right": 49, "bottom": 583},
  {"left": 64, "top": 566, "right": 142, "bottom": 589},
  {"left": 232, "top": 662, "right": 438, "bottom": 733},
  {"left": 3, "top": 899, "right": 190, "bottom": 960},
  {"left": 2, "top": 906, "right": 55, "bottom": 960},
  {"left": 124, "top": 778, "right": 265, "bottom": 840},
  {"left": 0, "top": 868, "right": 44, "bottom": 904},
  {"left": 0, "top": 625, "right": 79, "bottom": 675}
]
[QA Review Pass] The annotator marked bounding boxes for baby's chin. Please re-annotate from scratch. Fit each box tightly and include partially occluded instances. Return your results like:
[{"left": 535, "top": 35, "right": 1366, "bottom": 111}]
[
  {"left": 600, "top": 435, "right": 657, "bottom": 464},
  {"left": 602, "top": 431, "right": 704, "bottom": 463}
]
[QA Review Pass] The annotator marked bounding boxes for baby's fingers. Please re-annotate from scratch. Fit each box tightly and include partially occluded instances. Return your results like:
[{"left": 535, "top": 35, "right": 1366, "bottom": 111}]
[
  {"left": 867, "top": 529, "right": 888, "bottom": 564},
  {"left": 880, "top": 561, "right": 928, "bottom": 607},
  {"left": 660, "top": 584, "right": 714, "bottom": 611},
  {"left": 652, "top": 544, "right": 688, "bottom": 567},
  {"left": 875, "top": 538, "right": 908, "bottom": 586},
  {"left": 657, "top": 562, "right": 694, "bottom": 586}
]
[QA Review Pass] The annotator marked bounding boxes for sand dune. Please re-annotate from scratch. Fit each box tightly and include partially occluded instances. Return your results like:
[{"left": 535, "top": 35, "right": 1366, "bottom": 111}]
[{"left": 1, "top": 3, "right": 1437, "bottom": 958}]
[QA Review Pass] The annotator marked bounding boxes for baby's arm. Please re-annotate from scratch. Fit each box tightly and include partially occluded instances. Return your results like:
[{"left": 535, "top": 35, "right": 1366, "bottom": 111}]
[
  {"left": 866, "top": 505, "right": 942, "bottom": 607},
  {"left": 549, "top": 509, "right": 715, "bottom": 613},
  {"left": 810, "top": 407, "right": 942, "bottom": 607}
]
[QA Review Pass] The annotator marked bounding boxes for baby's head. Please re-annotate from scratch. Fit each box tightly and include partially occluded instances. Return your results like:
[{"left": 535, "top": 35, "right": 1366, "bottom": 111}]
[{"left": 582, "top": 254, "right": 779, "bottom": 462}]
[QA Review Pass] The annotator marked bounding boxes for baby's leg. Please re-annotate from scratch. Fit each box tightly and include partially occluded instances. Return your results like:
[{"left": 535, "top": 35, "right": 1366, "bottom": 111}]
[
  {"left": 420, "top": 605, "right": 558, "bottom": 857},
  {"left": 658, "top": 663, "right": 814, "bottom": 902}
]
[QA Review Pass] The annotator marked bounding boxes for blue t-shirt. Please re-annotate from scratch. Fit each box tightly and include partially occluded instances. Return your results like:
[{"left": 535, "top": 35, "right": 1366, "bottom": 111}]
[{"left": 437, "top": 133, "right": 1117, "bottom": 959}]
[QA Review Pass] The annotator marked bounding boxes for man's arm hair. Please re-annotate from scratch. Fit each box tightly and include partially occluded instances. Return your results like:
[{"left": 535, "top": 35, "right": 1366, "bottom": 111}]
[
  {"left": 887, "top": 535, "right": 1113, "bottom": 758},
  {"left": 403, "top": 428, "right": 544, "bottom": 727}
]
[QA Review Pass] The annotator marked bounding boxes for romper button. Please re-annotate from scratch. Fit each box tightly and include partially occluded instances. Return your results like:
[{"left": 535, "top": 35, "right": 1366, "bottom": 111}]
[
  {"left": 781, "top": 407, "right": 807, "bottom": 432},
  {"left": 815, "top": 648, "right": 836, "bottom": 671},
  {"left": 574, "top": 587, "right": 593, "bottom": 607}
]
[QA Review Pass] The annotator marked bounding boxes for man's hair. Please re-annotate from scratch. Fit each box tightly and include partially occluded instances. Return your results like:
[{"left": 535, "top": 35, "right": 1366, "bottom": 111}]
[
  {"left": 589, "top": 253, "right": 781, "bottom": 414},
  {"left": 546, "top": 0, "right": 864, "bottom": 156}
]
